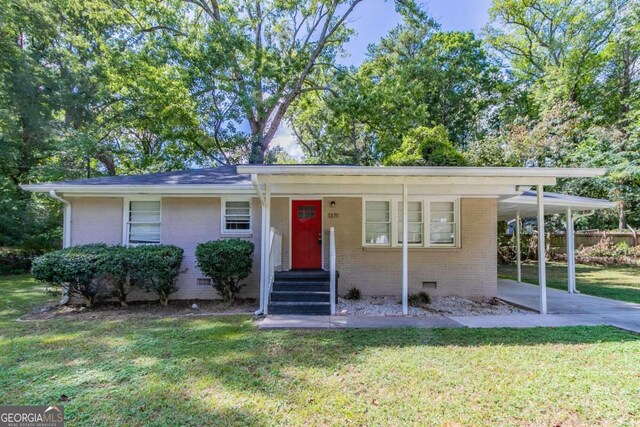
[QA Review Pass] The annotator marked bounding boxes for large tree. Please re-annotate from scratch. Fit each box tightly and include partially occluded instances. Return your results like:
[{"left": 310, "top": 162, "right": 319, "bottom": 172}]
[{"left": 131, "top": 0, "right": 364, "bottom": 164}]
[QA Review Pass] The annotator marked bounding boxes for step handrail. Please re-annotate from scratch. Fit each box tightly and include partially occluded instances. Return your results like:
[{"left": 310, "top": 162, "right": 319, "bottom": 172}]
[
  {"left": 329, "top": 227, "right": 336, "bottom": 315},
  {"left": 264, "top": 226, "right": 282, "bottom": 315}
]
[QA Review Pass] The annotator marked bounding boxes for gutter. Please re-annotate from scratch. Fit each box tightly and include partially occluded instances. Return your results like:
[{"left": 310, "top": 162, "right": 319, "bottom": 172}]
[
  {"left": 48, "top": 190, "right": 72, "bottom": 305},
  {"left": 22, "top": 183, "right": 257, "bottom": 195}
]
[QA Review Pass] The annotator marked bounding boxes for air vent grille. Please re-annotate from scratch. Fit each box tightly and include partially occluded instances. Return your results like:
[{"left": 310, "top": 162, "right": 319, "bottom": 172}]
[{"left": 197, "top": 278, "right": 212, "bottom": 286}]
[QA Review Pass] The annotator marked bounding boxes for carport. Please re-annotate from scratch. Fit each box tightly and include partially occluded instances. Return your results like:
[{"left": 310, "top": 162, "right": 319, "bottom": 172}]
[{"left": 499, "top": 190, "right": 616, "bottom": 314}]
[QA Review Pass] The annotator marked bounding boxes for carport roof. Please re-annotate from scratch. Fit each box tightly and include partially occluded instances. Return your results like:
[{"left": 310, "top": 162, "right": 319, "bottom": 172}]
[{"left": 498, "top": 191, "right": 615, "bottom": 220}]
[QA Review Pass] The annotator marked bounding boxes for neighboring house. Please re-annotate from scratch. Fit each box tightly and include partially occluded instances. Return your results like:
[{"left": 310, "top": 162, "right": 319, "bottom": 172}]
[{"left": 23, "top": 165, "right": 613, "bottom": 315}]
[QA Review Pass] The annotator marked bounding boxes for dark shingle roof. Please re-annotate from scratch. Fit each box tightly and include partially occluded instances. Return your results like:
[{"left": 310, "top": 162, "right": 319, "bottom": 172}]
[{"left": 49, "top": 165, "right": 250, "bottom": 186}]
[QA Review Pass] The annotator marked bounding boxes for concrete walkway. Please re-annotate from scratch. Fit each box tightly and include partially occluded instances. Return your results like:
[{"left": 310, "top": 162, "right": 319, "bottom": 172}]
[
  {"left": 259, "top": 315, "right": 464, "bottom": 329},
  {"left": 258, "top": 279, "right": 640, "bottom": 332}
]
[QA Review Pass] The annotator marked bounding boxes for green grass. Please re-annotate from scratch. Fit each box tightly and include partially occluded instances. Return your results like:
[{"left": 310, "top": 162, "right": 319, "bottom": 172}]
[
  {"left": 499, "top": 261, "right": 640, "bottom": 303},
  {"left": 1, "top": 275, "right": 639, "bottom": 426}
]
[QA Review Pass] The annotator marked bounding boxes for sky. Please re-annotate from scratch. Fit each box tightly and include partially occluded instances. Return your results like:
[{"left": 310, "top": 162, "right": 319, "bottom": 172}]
[{"left": 272, "top": 0, "right": 494, "bottom": 159}]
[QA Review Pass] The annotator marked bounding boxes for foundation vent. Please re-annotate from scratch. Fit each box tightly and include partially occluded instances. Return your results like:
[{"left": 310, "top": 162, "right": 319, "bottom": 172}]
[
  {"left": 197, "top": 278, "right": 212, "bottom": 286},
  {"left": 422, "top": 281, "right": 437, "bottom": 290}
]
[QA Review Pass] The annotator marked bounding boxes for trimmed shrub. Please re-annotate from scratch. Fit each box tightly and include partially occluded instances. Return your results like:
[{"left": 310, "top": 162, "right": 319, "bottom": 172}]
[
  {"left": 31, "top": 244, "right": 108, "bottom": 306},
  {"left": 99, "top": 245, "right": 135, "bottom": 306},
  {"left": 32, "top": 244, "right": 184, "bottom": 307},
  {"left": 345, "top": 287, "right": 361, "bottom": 300},
  {"left": 195, "top": 239, "right": 254, "bottom": 302},
  {"left": 129, "top": 245, "right": 184, "bottom": 306},
  {"left": 408, "top": 291, "right": 431, "bottom": 308}
]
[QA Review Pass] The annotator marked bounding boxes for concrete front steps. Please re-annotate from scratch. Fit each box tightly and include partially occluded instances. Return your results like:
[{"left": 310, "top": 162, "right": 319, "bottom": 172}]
[{"left": 268, "top": 270, "right": 331, "bottom": 315}]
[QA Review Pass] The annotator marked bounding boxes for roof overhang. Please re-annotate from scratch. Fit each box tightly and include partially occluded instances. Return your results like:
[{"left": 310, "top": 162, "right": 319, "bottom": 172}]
[
  {"left": 241, "top": 166, "right": 607, "bottom": 197},
  {"left": 21, "top": 166, "right": 608, "bottom": 199},
  {"left": 498, "top": 191, "right": 616, "bottom": 220},
  {"left": 238, "top": 165, "right": 606, "bottom": 178}
]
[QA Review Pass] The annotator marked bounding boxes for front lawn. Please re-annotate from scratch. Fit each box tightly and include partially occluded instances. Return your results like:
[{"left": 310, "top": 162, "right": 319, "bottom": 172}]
[
  {"left": 499, "top": 261, "right": 640, "bottom": 303},
  {"left": 1, "top": 275, "right": 639, "bottom": 426}
]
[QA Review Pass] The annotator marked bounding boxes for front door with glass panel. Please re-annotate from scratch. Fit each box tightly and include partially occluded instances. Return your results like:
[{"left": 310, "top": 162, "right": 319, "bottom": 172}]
[{"left": 291, "top": 200, "right": 322, "bottom": 270}]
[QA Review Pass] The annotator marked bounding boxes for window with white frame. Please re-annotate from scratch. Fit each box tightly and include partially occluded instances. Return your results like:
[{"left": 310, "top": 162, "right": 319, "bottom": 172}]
[
  {"left": 398, "top": 201, "right": 423, "bottom": 245},
  {"left": 362, "top": 198, "right": 459, "bottom": 248},
  {"left": 364, "top": 200, "right": 390, "bottom": 245},
  {"left": 429, "top": 201, "right": 456, "bottom": 245},
  {"left": 222, "top": 200, "right": 251, "bottom": 233},
  {"left": 127, "top": 200, "right": 161, "bottom": 244}
]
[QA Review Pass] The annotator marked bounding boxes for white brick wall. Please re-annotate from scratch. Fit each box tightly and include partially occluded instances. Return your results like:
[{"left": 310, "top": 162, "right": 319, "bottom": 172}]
[
  {"left": 69, "top": 197, "right": 123, "bottom": 245},
  {"left": 67, "top": 196, "right": 261, "bottom": 300},
  {"left": 67, "top": 195, "right": 497, "bottom": 300},
  {"left": 322, "top": 197, "right": 498, "bottom": 298},
  {"left": 161, "top": 197, "right": 261, "bottom": 299}
]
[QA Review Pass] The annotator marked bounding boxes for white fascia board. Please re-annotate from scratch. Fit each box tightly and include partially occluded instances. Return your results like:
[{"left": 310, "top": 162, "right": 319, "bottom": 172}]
[
  {"left": 269, "top": 183, "right": 521, "bottom": 196},
  {"left": 237, "top": 165, "right": 607, "bottom": 178},
  {"left": 263, "top": 175, "right": 556, "bottom": 186},
  {"left": 20, "top": 184, "right": 258, "bottom": 195}
]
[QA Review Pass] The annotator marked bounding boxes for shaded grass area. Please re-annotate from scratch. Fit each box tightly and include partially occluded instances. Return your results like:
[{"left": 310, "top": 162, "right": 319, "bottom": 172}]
[
  {"left": 499, "top": 262, "right": 640, "bottom": 303},
  {"left": 1, "top": 275, "right": 639, "bottom": 426}
]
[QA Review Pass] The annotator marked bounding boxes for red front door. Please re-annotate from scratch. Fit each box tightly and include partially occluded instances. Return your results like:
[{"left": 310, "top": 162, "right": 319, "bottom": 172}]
[{"left": 291, "top": 200, "right": 322, "bottom": 270}]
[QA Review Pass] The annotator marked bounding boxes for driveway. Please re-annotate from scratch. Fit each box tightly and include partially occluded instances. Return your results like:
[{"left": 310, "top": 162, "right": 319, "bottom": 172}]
[{"left": 486, "top": 279, "right": 640, "bottom": 333}]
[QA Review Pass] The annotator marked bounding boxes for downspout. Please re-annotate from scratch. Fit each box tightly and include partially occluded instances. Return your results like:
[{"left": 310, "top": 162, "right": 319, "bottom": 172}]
[{"left": 48, "top": 190, "right": 72, "bottom": 305}]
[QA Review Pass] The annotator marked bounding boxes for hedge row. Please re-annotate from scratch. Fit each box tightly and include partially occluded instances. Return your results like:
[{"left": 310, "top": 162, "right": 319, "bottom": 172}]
[
  {"left": 31, "top": 244, "right": 184, "bottom": 306},
  {"left": 1, "top": 248, "right": 41, "bottom": 275}
]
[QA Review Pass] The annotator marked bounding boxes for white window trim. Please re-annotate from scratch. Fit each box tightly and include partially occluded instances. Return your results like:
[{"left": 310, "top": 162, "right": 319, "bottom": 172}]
[
  {"left": 123, "top": 196, "right": 162, "bottom": 246},
  {"left": 362, "top": 198, "right": 392, "bottom": 247},
  {"left": 427, "top": 198, "right": 460, "bottom": 248},
  {"left": 221, "top": 197, "right": 252, "bottom": 235},
  {"left": 362, "top": 197, "right": 460, "bottom": 248}
]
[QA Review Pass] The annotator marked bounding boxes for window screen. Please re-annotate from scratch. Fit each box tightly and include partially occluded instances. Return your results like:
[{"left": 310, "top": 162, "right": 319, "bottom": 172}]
[
  {"left": 128, "top": 201, "right": 161, "bottom": 244},
  {"left": 224, "top": 200, "right": 251, "bottom": 232},
  {"left": 364, "top": 201, "right": 390, "bottom": 245}
]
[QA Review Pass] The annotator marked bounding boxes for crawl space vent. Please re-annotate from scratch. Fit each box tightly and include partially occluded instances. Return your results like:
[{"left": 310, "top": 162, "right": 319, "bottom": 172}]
[
  {"left": 422, "top": 281, "right": 437, "bottom": 290},
  {"left": 197, "top": 278, "right": 212, "bottom": 286}
]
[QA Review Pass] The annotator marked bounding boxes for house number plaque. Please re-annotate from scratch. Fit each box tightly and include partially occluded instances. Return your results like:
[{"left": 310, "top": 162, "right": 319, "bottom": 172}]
[{"left": 328, "top": 213, "right": 339, "bottom": 219}]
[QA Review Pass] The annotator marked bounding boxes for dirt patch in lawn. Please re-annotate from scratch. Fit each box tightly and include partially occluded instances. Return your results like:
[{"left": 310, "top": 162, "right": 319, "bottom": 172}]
[{"left": 19, "top": 299, "right": 258, "bottom": 321}]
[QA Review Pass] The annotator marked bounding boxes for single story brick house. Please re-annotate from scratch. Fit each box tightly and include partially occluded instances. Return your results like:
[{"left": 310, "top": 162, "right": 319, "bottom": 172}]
[{"left": 23, "top": 165, "right": 611, "bottom": 315}]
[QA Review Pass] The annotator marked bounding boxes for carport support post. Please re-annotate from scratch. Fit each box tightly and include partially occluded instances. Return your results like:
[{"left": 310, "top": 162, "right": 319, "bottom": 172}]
[
  {"left": 537, "top": 186, "right": 547, "bottom": 314},
  {"left": 259, "top": 195, "right": 267, "bottom": 314},
  {"left": 566, "top": 208, "right": 576, "bottom": 293},
  {"left": 263, "top": 184, "right": 271, "bottom": 315},
  {"left": 516, "top": 211, "right": 522, "bottom": 283},
  {"left": 402, "top": 183, "right": 408, "bottom": 315}
]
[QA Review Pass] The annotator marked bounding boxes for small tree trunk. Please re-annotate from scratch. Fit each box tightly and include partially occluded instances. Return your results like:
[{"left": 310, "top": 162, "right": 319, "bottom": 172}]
[
  {"left": 619, "top": 204, "right": 627, "bottom": 230},
  {"left": 159, "top": 293, "right": 169, "bottom": 306}
]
